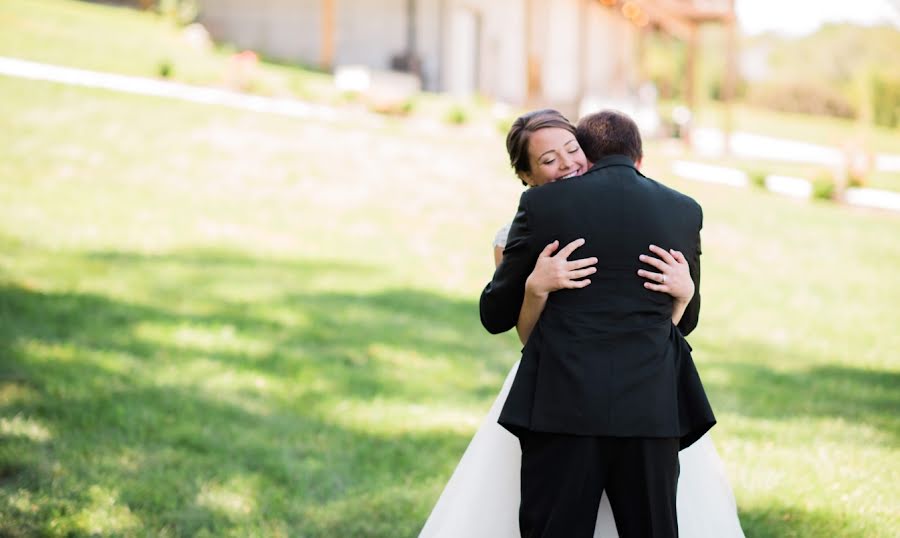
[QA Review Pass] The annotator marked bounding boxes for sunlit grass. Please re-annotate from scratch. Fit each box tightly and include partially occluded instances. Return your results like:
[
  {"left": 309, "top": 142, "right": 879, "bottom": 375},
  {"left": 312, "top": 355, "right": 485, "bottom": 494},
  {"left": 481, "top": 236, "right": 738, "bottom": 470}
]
[
  {"left": 677, "top": 101, "right": 900, "bottom": 154},
  {"left": 1, "top": 72, "right": 898, "bottom": 537},
  {"left": 0, "top": 415, "right": 52, "bottom": 443},
  {"left": 0, "top": 0, "right": 335, "bottom": 100}
]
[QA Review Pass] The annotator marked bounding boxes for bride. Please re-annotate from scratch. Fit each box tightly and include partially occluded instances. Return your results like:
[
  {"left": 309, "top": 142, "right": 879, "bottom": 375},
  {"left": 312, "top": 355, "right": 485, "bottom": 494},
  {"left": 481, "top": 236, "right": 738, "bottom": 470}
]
[{"left": 420, "top": 109, "right": 744, "bottom": 537}]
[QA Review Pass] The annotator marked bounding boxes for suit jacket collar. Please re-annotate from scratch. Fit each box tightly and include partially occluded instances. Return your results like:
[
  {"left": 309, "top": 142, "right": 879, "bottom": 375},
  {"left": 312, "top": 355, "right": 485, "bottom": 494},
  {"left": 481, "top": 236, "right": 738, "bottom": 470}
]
[{"left": 588, "top": 154, "right": 638, "bottom": 173}]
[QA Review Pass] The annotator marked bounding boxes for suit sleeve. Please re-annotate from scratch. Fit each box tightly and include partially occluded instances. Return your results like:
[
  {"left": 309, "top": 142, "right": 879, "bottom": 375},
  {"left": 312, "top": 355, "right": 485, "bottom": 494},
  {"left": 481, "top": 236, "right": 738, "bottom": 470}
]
[
  {"left": 677, "top": 204, "right": 702, "bottom": 336},
  {"left": 479, "top": 191, "right": 541, "bottom": 334}
]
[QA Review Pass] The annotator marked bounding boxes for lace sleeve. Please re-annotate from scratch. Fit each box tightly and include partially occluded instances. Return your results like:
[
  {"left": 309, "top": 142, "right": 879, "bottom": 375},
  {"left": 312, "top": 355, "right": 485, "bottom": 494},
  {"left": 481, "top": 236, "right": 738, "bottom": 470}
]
[{"left": 492, "top": 222, "right": 512, "bottom": 249}]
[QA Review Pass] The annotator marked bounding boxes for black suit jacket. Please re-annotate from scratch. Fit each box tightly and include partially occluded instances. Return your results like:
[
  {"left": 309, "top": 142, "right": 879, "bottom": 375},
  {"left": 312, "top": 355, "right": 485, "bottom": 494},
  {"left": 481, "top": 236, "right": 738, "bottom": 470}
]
[{"left": 480, "top": 155, "right": 714, "bottom": 448}]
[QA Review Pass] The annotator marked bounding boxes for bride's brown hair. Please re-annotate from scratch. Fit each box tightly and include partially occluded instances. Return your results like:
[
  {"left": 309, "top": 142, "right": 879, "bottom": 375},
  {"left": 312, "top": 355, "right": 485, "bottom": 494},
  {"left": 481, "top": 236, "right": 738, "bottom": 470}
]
[{"left": 506, "top": 109, "right": 576, "bottom": 186}]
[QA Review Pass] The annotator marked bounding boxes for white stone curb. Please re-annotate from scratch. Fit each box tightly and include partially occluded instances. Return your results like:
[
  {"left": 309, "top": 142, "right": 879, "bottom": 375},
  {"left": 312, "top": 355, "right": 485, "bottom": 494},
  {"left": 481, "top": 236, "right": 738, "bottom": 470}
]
[
  {"left": 764, "top": 175, "right": 812, "bottom": 199},
  {"left": 672, "top": 160, "right": 749, "bottom": 187},
  {"left": 0, "top": 56, "right": 341, "bottom": 121},
  {"left": 844, "top": 187, "right": 900, "bottom": 211},
  {"left": 672, "top": 160, "right": 900, "bottom": 212}
]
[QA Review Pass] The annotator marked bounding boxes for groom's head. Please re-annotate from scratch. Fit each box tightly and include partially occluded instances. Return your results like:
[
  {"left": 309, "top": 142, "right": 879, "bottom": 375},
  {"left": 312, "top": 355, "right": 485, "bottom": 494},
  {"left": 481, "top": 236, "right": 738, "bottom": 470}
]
[{"left": 576, "top": 110, "right": 643, "bottom": 166}]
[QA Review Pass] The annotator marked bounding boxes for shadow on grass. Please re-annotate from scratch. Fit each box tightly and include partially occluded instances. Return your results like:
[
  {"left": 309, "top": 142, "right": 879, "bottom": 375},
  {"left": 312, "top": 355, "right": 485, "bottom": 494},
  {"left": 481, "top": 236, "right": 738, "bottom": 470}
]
[
  {"left": 0, "top": 248, "right": 509, "bottom": 536},
  {"left": 7, "top": 247, "right": 890, "bottom": 535},
  {"left": 739, "top": 501, "right": 877, "bottom": 538},
  {"left": 699, "top": 338, "right": 899, "bottom": 444}
]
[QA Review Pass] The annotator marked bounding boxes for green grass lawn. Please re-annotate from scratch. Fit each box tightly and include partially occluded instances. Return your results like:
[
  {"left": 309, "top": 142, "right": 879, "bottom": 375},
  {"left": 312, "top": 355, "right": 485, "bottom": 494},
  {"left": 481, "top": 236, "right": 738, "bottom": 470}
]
[
  {"left": 1, "top": 73, "right": 899, "bottom": 537},
  {"left": 655, "top": 99, "right": 900, "bottom": 191},
  {"left": 0, "top": 0, "right": 336, "bottom": 102},
  {"left": 666, "top": 153, "right": 900, "bottom": 194},
  {"left": 684, "top": 101, "right": 900, "bottom": 155}
]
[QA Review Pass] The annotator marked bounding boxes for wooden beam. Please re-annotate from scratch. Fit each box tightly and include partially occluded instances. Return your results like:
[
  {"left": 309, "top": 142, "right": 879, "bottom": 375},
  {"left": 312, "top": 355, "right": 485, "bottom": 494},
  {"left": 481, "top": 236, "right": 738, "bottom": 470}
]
[
  {"left": 644, "top": 0, "right": 735, "bottom": 40},
  {"left": 576, "top": 0, "right": 589, "bottom": 112},
  {"left": 525, "top": 0, "right": 541, "bottom": 104},
  {"left": 722, "top": 0, "right": 737, "bottom": 155},
  {"left": 683, "top": 23, "right": 698, "bottom": 147},
  {"left": 321, "top": 0, "right": 335, "bottom": 70},
  {"left": 647, "top": 9, "right": 693, "bottom": 40},
  {"left": 406, "top": 0, "right": 417, "bottom": 55},
  {"left": 647, "top": 0, "right": 733, "bottom": 23}
]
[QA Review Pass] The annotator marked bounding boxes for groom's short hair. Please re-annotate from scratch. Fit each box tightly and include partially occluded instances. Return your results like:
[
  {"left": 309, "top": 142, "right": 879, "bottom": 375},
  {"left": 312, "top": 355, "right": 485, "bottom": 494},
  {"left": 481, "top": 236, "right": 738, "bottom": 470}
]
[{"left": 576, "top": 110, "right": 643, "bottom": 164}]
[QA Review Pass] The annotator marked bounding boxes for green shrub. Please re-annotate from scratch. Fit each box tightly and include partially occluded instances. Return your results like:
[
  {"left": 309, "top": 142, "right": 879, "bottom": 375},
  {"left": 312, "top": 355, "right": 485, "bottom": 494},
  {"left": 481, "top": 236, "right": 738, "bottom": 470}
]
[
  {"left": 340, "top": 90, "right": 362, "bottom": 103},
  {"left": 870, "top": 73, "right": 900, "bottom": 128},
  {"left": 367, "top": 97, "right": 415, "bottom": 116},
  {"left": 157, "top": 60, "right": 173, "bottom": 78},
  {"left": 399, "top": 97, "right": 416, "bottom": 116},
  {"left": 747, "top": 80, "right": 857, "bottom": 119},
  {"left": 746, "top": 169, "right": 768, "bottom": 189},
  {"left": 444, "top": 104, "right": 468, "bottom": 125},
  {"left": 495, "top": 115, "right": 515, "bottom": 136},
  {"left": 811, "top": 171, "right": 838, "bottom": 200}
]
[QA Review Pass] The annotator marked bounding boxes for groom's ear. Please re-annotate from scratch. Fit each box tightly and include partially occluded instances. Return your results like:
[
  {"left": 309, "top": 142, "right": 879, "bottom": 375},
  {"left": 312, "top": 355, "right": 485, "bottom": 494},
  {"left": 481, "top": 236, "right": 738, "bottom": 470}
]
[{"left": 635, "top": 157, "right": 643, "bottom": 170}]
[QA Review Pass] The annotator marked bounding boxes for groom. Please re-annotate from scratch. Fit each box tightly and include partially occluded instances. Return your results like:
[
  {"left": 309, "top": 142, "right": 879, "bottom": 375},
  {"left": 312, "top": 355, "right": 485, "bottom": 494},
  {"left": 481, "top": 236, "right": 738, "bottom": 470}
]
[{"left": 480, "top": 110, "right": 714, "bottom": 537}]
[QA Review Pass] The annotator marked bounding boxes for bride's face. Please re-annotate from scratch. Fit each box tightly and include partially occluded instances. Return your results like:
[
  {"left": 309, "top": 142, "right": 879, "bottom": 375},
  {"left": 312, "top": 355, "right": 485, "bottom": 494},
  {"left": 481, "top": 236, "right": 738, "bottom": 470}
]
[{"left": 519, "top": 127, "right": 588, "bottom": 187}]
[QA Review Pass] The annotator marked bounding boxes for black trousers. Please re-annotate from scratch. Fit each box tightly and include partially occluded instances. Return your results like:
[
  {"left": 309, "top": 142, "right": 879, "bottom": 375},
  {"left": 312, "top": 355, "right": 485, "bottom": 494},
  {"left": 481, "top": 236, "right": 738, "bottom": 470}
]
[{"left": 518, "top": 432, "right": 680, "bottom": 538}]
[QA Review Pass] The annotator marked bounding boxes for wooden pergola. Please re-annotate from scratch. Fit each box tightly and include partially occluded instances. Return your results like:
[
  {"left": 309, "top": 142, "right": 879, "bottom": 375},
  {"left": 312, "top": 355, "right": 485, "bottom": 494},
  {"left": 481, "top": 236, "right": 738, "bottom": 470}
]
[
  {"left": 641, "top": 0, "right": 738, "bottom": 146},
  {"left": 318, "top": 0, "right": 738, "bottom": 146},
  {"left": 525, "top": 0, "right": 737, "bottom": 144}
]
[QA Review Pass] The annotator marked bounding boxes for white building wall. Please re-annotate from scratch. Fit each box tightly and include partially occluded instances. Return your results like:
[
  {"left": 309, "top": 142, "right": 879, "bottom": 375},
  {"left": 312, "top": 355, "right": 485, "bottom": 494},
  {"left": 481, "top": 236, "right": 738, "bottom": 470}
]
[
  {"left": 444, "top": 5, "right": 480, "bottom": 96},
  {"left": 333, "top": 0, "right": 445, "bottom": 92},
  {"left": 540, "top": 0, "right": 581, "bottom": 105},
  {"left": 199, "top": 0, "right": 321, "bottom": 63},
  {"left": 479, "top": 0, "right": 527, "bottom": 104},
  {"left": 200, "top": 0, "right": 446, "bottom": 90},
  {"left": 334, "top": 0, "right": 406, "bottom": 69},
  {"left": 584, "top": 4, "right": 636, "bottom": 99},
  {"left": 440, "top": 0, "right": 526, "bottom": 103},
  {"left": 262, "top": 0, "right": 322, "bottom": 63},
  {"left": 196, "top": 0, "right": 637, "bottom": 106},
  {"left": 414, "top": 0, "right": 443, "bottom": 91}
]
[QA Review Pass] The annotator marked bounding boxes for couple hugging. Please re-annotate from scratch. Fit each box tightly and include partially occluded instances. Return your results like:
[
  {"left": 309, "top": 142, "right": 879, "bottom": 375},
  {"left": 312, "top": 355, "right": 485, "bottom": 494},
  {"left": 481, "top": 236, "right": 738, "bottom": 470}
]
[{"left": 420, "top": 110, "right": 744, "bottom": 537}]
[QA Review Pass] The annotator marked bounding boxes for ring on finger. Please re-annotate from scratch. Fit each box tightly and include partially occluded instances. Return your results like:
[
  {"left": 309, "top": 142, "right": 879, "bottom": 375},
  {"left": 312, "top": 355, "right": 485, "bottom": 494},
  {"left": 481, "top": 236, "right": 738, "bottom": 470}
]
[{"left": 661, "top": 274, "right": 666, "bottom": 284}]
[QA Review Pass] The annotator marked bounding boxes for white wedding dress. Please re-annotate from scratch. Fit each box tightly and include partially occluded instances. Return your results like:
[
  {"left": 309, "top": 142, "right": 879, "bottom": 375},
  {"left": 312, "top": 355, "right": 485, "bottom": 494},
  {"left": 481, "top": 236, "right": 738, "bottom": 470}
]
[{"left": 419, "top": 226, "right": 744, "bottom": 537}]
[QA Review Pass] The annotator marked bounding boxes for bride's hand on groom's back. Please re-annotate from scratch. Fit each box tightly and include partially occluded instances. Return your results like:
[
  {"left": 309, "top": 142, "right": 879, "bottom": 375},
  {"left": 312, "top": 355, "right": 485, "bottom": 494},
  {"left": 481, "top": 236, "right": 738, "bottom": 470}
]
[
  {"left": 525, "top": 238, "right": 598, "bottom": 298},
  {"left": 638, "top": 245, "right": 694, "bottom": 303}
]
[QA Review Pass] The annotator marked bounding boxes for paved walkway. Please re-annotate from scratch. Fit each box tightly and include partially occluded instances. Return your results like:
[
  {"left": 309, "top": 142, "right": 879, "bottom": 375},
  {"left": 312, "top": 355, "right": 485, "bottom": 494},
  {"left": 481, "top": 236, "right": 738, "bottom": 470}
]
[
  {"left": 0, "top": 56, "right": 345, "bottom": 122},
  {"left": 672, "top": 159, "right": 900, "bottom": 211},
  {"left": 693, "top": 128, "right": 900, "bottom": 174}
]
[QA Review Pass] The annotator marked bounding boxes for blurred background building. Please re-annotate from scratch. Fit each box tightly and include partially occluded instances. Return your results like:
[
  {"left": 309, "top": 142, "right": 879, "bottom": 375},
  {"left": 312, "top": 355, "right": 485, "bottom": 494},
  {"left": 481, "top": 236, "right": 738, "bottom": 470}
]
[{"left": 196, "top": 0, "right": 735, "bottom": 117}]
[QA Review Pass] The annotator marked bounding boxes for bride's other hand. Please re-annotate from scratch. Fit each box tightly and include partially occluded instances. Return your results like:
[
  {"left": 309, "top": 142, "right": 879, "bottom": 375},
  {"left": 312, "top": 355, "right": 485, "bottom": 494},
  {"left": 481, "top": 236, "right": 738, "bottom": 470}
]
[
  {"left": 525, "top": 238, "right": 598, "bottom": 298},
  {"left": 638, "top": 245, "right": 694, "bottom": 303}
]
